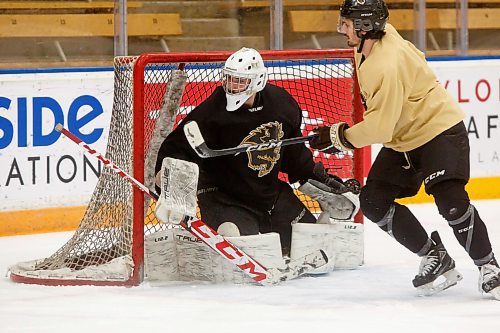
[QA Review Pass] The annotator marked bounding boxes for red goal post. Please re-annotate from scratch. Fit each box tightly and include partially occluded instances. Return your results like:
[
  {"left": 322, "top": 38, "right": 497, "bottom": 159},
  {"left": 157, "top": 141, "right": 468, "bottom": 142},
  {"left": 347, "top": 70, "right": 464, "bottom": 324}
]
[{"left": 8, "top": 49, "right": 365, "bottom": 286}]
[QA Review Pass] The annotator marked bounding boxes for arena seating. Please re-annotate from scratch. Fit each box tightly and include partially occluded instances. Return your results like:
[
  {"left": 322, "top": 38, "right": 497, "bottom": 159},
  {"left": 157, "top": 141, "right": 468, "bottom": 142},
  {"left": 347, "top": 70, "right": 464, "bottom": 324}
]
[
  {"left": 0, "top": 0, "right": 498, "bottom": 68},
  {"left": 287, "top": 3, "right": 500, "bottom": 55},
  {"left": 0, "top": 12, "right": 181, "bottom": 63},
  {"left": 0, "top": 1, "right": 143, "bottom": 10}
]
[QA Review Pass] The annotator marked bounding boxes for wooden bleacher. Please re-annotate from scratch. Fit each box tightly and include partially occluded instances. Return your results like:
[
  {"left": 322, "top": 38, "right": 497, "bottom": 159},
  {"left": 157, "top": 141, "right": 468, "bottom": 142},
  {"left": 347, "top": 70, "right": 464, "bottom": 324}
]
[
  {"left": 289, "top": 8, "right": 500, "bottom": 31},
  {"left": 0, "top": 0, "right": 499, "bottom": 68},
  {"left": 288, "top": 6, "right": 500, "bottom": 55},
  {"left": 0, "top": 12, "right": 181, "bottom": 62},
  {"left": 0, "top": 13, "right": 181, "bottom": 38},
  {"left": 0, "top": 1, "right": 143, "bottom": 10},
  {"left": 0, "top": 1, "right": 267, "bottom": 68},
  {"left": 237, "top": 0, "right": 500, "bottom": 55},
  {"left": 240, "top": 0, "right": 500, "bottom": 6},
  {"left": 239, "top": 0, "right": 500, "bottom": 5},
  {"left": 239, "top": 0, "right": 340, "bottom": 6}
]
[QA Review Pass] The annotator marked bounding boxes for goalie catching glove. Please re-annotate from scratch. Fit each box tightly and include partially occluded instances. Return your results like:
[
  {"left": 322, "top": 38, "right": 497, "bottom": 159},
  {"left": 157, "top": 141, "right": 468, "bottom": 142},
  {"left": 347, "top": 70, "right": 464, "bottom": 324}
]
[
  {"left": 154, "top": 157, "right": 199, "bottom": 224},
  {"left": 299, "top": 163, "right": 360, "bottom": 220},
  {"left": 309, "top": 122, "right": 355, "bottom": 153}
]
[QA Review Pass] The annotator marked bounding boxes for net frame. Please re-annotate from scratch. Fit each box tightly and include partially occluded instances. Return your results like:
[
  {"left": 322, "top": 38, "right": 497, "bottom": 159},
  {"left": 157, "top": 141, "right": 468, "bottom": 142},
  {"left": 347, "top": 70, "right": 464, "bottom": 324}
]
[{"left": 9, "top": 49, "right": 365, "bottom": 286}]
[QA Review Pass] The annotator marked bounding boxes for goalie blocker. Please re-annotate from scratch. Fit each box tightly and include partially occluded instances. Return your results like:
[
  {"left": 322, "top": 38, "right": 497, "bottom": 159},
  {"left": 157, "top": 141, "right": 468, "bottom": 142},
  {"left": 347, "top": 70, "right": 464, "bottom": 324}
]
[{"left": 154, "top": 157, "right": 199, "bottom": 225}]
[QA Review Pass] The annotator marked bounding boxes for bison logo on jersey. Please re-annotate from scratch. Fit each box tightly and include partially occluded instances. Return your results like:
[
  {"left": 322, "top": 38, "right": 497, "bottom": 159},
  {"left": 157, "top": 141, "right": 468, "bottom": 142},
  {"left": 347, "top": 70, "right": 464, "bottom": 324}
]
[{"left": 241, "top": 122, "right": 284, "bottom": 177}]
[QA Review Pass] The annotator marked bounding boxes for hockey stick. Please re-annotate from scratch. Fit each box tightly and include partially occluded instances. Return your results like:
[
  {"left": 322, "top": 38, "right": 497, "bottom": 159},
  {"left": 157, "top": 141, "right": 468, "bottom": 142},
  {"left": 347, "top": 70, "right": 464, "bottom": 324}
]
[
  {"left": 55, "top": 123, "right": 327, "bottom": 285},
  {"left": 184, "top": 120, "right": 318, "bottom": 158},
  {"left": 55, "top": 124, "right": 154, "bottom": 201}
]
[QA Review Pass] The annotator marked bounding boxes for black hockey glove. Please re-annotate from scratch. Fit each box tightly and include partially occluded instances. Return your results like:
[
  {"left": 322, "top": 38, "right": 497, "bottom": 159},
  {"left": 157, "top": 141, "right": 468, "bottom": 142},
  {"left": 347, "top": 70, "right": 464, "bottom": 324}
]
[
  {"left": 309, "top": 122, "right": 354, "bottom": 153},
  {"left": 310, "top": 162, "right": 360, "bottom": 195}
]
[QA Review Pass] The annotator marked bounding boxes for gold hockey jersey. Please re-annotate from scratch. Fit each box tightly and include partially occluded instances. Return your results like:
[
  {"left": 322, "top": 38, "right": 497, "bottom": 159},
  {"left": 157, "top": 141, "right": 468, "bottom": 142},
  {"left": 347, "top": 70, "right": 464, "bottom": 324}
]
[{"left": 345, "top": 23, "right": 465, "bottom": 152}]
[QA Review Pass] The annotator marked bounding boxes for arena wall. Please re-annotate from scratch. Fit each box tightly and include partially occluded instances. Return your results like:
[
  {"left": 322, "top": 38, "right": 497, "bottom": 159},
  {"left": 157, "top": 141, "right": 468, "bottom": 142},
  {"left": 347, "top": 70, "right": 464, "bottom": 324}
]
[{"left": 1, "top": 57, "right": 499, "bottom": 235}]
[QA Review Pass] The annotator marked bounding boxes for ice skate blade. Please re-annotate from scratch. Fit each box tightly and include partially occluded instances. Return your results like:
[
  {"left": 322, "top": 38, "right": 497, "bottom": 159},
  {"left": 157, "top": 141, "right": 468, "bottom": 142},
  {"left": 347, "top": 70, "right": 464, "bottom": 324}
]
[{"left": 416, "top": 269, "right": 463, "bottom": 296}]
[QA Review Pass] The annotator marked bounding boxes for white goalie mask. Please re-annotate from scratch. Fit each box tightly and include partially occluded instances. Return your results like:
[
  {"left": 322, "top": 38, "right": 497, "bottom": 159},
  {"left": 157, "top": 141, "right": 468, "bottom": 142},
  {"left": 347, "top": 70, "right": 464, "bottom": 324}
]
[{"left": 222, "top": 47, "right": 268, "bottom": 111}]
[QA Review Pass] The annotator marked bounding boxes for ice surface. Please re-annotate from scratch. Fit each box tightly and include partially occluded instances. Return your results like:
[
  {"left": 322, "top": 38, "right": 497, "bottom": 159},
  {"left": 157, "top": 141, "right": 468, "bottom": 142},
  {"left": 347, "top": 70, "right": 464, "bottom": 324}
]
[{"left": 1, "top": 201, "right": 499, "bottom": 332}]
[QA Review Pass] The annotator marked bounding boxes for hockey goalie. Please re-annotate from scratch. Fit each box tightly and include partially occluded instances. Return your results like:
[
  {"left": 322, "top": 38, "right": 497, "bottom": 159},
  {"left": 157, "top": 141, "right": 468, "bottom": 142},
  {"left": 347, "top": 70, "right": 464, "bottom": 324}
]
[
  {"left": 147, "top": 157, "right": 362, "bottom": 284},
  {"left": 145, "top": 47, "right": 363, "bottom": 284}
]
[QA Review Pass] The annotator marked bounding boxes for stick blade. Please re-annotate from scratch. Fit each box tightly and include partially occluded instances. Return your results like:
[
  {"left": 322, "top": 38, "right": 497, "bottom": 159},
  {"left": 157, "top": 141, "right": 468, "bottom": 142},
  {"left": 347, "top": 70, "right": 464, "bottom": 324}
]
[
  {"left": 266, "top": 249, "right": 329, "bottom": 284},
  {"left": 183, "top": 121, "right": 203, "bottom": 146},
  {"left": 183, "top": 121, "right": 212, "bottom": 158}
]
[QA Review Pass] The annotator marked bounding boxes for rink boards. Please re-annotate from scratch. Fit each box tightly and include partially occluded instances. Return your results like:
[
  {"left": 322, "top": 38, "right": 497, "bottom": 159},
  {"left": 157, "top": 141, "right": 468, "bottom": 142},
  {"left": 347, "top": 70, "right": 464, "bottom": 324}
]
[{"left": 1, "top": 57, "right": 500, "bottom": 235}]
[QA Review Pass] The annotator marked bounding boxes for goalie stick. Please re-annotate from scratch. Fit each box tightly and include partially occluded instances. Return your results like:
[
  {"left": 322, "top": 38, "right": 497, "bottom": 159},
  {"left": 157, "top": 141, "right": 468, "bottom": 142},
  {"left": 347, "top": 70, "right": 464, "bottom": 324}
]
[
  {"left": 55, "top": 123, "right": 327, "bottom": 285},
  {"left": 184, "top": 120, "right": 317, "bottom": 158}
]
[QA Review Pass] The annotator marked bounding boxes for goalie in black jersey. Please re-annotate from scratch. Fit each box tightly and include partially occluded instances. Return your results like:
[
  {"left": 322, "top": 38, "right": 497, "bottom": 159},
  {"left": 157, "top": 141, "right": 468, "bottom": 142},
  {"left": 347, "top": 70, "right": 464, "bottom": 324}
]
[
  {"left": 310, "top": 0, "right": 500, "bottom": 299},
  {"left": 153, "top": 47, "right": 360, "bottom": 258}
]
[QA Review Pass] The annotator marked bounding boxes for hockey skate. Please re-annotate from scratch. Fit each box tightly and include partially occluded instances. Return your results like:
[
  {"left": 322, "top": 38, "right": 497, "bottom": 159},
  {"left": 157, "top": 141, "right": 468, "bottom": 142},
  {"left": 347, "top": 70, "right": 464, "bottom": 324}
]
[
  {"left": 479, "top": 257, "right": 500, "bottom": 300},
  {"left": 412, "top": 231, "right": 463, "bottom": 296}
]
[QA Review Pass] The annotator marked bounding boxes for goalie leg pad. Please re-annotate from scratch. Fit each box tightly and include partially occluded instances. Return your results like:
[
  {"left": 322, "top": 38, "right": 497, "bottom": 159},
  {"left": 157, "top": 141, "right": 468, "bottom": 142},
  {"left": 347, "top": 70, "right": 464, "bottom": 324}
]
[
  {"left": 189, "top": 232, "right": 286, "bottom": 284},
  {"left": 330, "top": 221, "right": 364, "bottom": 269},
  {"left": 144, "top": 229, "right": 179, "bottom": 281},
  {"left": 145, "top": 230, "right": 286, "bottom": 284},
  {"left": 290, "top": 223, "right": 337, "bottom": 274},
  {"left": 290, "top": 222, "right": 364, "bottom": 273},
  {"left": 226, "top": 233, "right": 286, "bottom": 271}
]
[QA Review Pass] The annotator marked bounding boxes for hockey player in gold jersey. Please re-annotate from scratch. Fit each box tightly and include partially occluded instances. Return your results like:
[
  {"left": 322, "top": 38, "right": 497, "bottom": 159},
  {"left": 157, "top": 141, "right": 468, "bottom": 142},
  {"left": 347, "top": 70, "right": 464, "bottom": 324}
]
[{"left": 310, "top": 0, "right": 500, "bottom": 299}]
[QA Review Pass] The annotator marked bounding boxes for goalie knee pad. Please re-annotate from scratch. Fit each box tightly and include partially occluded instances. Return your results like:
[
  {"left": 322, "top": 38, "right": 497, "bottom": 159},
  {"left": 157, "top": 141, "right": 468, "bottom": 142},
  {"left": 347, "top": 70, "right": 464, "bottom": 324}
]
[{"left": 217, "top": 222, "right": 241, "bottom": 237}]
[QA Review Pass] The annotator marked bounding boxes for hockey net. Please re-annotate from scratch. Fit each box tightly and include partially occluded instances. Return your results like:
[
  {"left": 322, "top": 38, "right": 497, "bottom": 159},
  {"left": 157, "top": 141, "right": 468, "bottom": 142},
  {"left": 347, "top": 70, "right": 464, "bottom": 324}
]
[{"left": 8, "top": 50, "right": 365, "bottom": 286}]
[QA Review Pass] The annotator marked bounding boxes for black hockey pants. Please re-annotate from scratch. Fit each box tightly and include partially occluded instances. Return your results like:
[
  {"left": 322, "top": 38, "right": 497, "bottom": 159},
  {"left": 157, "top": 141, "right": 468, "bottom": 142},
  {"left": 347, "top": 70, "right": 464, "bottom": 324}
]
[
  {"left": 360, "top": 122, "right": 493, "bottom": 263},
  {"left": 197, "top": 180, "right": 315, "bottom": 254}
]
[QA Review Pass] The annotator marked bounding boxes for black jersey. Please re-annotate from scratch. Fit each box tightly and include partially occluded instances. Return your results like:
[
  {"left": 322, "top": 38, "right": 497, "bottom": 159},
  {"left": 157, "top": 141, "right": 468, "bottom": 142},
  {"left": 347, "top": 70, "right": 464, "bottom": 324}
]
[{"left": 155, "top": 84, "right": 315, "bottom": 211}]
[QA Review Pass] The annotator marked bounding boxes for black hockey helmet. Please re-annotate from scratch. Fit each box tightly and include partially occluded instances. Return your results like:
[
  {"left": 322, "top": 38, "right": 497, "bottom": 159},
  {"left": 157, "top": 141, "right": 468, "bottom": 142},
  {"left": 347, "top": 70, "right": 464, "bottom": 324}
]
[{"left": 338, "top": 0, "right": 389, "bottom": 35}]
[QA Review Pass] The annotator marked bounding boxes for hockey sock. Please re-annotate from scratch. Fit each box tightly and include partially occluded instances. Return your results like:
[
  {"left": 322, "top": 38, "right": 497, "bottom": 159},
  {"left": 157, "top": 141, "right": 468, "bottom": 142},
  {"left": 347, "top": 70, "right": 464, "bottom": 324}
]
[
  {"left": 430, "top": 180, "right": 493, "bottom": 265},
  {"left": 448, "top": 204, "right": 493, "bottom": 265},
  {"left": 376, "top": 203, "right": 431, "bottom": 255}
]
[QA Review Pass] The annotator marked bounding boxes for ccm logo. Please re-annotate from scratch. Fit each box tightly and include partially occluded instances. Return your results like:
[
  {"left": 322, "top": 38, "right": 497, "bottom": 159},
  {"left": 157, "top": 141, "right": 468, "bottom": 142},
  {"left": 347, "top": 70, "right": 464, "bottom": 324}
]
[
  {"left": 458, "top": 225, "right": 473, "bottom": 234},
  {"left": 246, "top": 141, "right": 282, "bottom": 151},
  {"left": 424, "top": 170, "right": 446, "bottom": 184}
]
